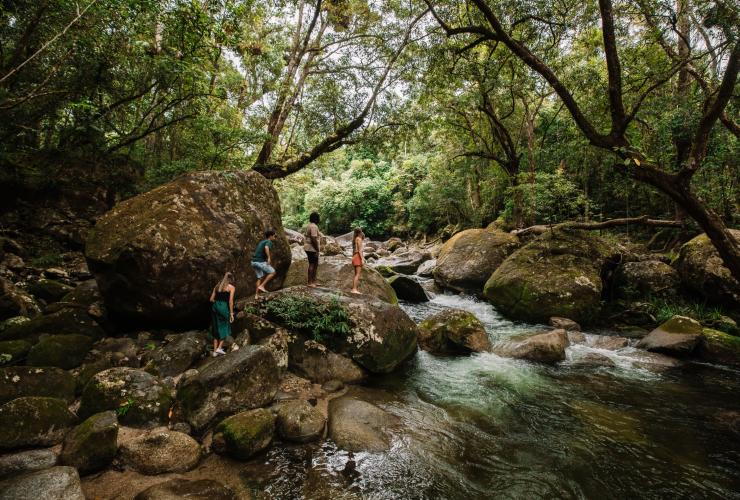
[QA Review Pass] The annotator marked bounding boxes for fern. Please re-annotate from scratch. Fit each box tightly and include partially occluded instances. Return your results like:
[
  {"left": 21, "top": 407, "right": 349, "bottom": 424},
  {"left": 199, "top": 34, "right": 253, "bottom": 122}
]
[{"left": 256, "top": 294, "right": 352, "bottom": 342}]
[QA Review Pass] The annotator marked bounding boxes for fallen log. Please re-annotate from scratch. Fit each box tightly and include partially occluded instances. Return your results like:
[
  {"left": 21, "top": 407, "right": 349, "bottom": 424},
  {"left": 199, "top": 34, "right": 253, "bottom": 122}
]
[{"left": 512, "top": 215, "right": 684, "bottom": 237}]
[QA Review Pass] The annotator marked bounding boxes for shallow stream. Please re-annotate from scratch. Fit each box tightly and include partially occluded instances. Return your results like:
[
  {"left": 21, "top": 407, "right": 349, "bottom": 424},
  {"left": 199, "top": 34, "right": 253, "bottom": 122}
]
[{"left": 242, "top": 293, "right": 740, "bottom": 499}]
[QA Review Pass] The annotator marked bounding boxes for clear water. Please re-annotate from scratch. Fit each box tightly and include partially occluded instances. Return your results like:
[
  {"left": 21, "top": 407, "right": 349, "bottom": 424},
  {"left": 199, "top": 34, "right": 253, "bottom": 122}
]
[{"left": 241, "top": 293, "right": 740, "bottom": 499}]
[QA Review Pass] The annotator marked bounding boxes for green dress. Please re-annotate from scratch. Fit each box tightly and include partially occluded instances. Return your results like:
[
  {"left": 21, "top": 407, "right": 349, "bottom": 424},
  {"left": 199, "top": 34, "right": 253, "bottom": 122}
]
[{"left": 211, "top": 290, "right": 231, "bottom": 340}]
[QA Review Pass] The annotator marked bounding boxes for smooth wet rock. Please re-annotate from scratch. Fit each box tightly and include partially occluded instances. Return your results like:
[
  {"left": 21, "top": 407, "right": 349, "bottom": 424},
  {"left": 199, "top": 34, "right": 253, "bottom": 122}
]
[
  {"left": 142, "top": 331, "right": 207, "bottom": 377},
  {"left": 673, "top": 231, "right": 740, "bottom": 309},
  {"left": 0, "top": 449, "right": 57, "bottom": 479},
  {"left": 212, "top": 408, "right": 275, "bottom": 460},
  {"left": 636, "top": 315, "right": 702, "bottom": 356},
  {"left": 120, "top": 427, "right": 201, "bottom": 474},
  {"left": 698, "top": 328, "right": 740, "bottom": 367},
  {"left": 0, "top": 339, "right": 31, "bottom": 365},
  {"left": 0, "top": 366, "right": 76, "bottom": 404},
  {"left": 79, "top": 367, "right": 172, "bottom": 427},
  {"left": 134, "top": 479, "right": 237, "bottom": 500},
  {"left": 549, "top": 317, "right": 581, "bottom": 331},
  {"left": 571, "top": 352, "right": 616, "bottom": 368},
  {"left": 252, "top": 287, "right": 418, "bottom": 374},
  {"left": 27, "top": 334, "right": 93, "bottom": 369},
  {"left": 85, "top": 170, "right": 291, "bottom": 328},
  {"left": 434, "top": 228, "right": 519, "bottom": 292},
  {"left": 0, "top": 466, "right": 84, "bottom": 500},
  {"left": 0, "top": 307, "right": 104, "bottom": 343},
  {"left": 59, "top": 411, "right": 118, "bottom": 474},
  {"left": 276, "top": 399, "right": 326, "bottom": 443},
  {"left": 491, "top": 329, "right": 569, "bottom": 364},
  {"left": 415, "top": 258, "right": 436, "bottom": 278},
  {"left": 0, "top": 397, "right": 77, "bottom": 450},
  {"left": 484, "top": 229, "right": 614, "bottom": 325},
  {"left": 387, "top": 274, "right": 429, "bottom": 303},
  {"left": 567, "top": 331, "right": 587, "bottom": 344},
  {"left": 289, "top": 338, "right": 366, "bottom": 384},
  {"left": 588, "top": 335, "right": 629, "bottom": 350},
  {"left": 418, "top": 309, "right": 491, "bottom": 354},
  {"left": 623, "top": 350, "right": 684, "bottom": 372},
  {"left": 283, "top": 250, "right": 397, "bottom": 303},
  {"left": 328, "top": 397, "right": 398, "bottom": 452},
  {"left": 28, "top": 279, "right": 74, "bottom": 303},
  {"left": 374, "top": 250, "right": 431, "bottom": 275},
  {"left": 176, "top": 345, "right": 279, "bottom": 432},
  {"left": 613, "top": 260, "right": 680, "bottom": 299}
]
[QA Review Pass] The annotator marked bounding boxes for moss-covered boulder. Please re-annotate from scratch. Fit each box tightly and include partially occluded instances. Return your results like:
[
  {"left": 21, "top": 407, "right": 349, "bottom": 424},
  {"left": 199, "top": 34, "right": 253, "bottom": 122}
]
[
  {"left": 28, "top": 279, "right": 74, "bottom": 303},
  {"left": 434, "top": 228, "right": 520, "bottom": 293},
  {"left": 0, "top": 307, "right": 104, "bottom": 343},
  {"left": 0, "top": 466, "right": 84, "bottom": 500},
  {"left": 283, "top": 249, "right": 397, "bottom": 304},
  {"left": 120, "top": 428, "right": 201, "bottom": 475},
  {"left": 636, "top": 315, "right": 702, "bottom": 356},
  {"left": 26, "top": 334, "right": 93, "bottom": 369},
  {"left": 212, "top": 408, "right": 275, "bottom": 460},
  {"left": 251, "top": 286, "right": 418, "bottom": 374},
  {"left": 0, "top": 366, "right": 76, "bottom": 404},
  {"left": 698, "top": 328, "right": 740, "bottom": 367},
  {"left": 491, "top": 329, "right": 570, "bottom": 364},
  {"left": 59, "top": 411, "right": 118, "bottom": 474},
  {"left": 0, "top": 397, "right": 77, "bottom": 450},
  {"left": 275, "top": 400, "right": 326, "bottom": 443},
  {"left": 142, "top": 331, "right": 207, "bottom": 377},
  {"left": 483, "top": 229, "right": 614, "bottom": 325},
  {"left": 418, "top": 309, "right": 491, "bottom": 354},
  {"left": 175, "top": 345, "right": 279, "bottom": 432},
  {"left": 387, "top": 275, "right": 429, "bottom": 303},
  {"left": 78, "top": 367, "right": 172, "bottom": 427},
  {"left": 134, "top": 479, "right": 237, "bottom": 500},
  {"left": 85, "top": 170, "right": 290, "bottom": 328},
  {"left": 613, "top": 260, "right": 680, "bottom": 299},
  {"left": 673, "top": 231, "right": 740, "bottom": 309},
  {"left": 0, "top": 339, "right": 31, "bottom": 365}
]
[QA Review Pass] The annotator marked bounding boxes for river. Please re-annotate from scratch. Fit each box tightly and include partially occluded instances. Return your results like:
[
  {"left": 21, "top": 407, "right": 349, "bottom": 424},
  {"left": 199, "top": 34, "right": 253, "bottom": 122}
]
[{"left": 240, "top": 293, "right": 740, "bottom": 499}]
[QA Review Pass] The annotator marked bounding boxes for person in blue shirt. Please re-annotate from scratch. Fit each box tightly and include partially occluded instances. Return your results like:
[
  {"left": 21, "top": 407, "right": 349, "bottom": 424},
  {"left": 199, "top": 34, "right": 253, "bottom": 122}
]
[{"left": 252, "top": 229, "right": 277, "bottom": 297}]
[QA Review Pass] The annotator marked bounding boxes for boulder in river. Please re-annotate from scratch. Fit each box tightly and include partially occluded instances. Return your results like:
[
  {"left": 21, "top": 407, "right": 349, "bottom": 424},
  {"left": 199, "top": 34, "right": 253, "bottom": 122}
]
[
  {"left": 0, "top": 449, "right": 58, "bottom": 480},
  {"left": 276, "top": 399, "right": 326, "bottom": 443},
  {"left": 120, "top": 427, "right": 201, "bottom": 475},
  {"left": 484, "top": 229, "right": 615, "bottom": 325},
  {"left": 212, "top": 408, "right": 275, "bottom": 460},
  {"left": 374, "top": 250, "right": 431, "bottom": 275},
  {"left": 0, "top": 397, "right": 77, "bottom": 450},
  {"left": 491, "top": 329, "right": 570, "bottom": 364},
  {"left": 418, "top": 309, "right": 491, "bottom": 354},
  {"left": 283, "top": 249, "right": 397, "bottom": 304},
  {"left": 434, "top": 228, "right": 520, "bottom": 293},
  {"left": 26, "top": 334, "right": 93, "bottom": 370},
  {"left": 175, "top": 345, "right": 279, "bottom": 432},
  {"left": 0, "top": 466, "right": 84, "bottom": 500},
  {"left": 415, "top": 259, "right": 436, "bottom": 278},
  {"left": 85, "top": 170, "right": 291, "bottom": 328},
  {"left": 288, "top": 338, "right": 367, "bottom": 384},
  {"left": 328, "top": 397, "right": 398, "bottom": 452},
  {"left": 673, "top": 231, "right": 740, "bottom": 309},
  {"left": 0, "top": 366, "right": 76, "bottom": 404},
  {"left": 612, "top": 260, "right": 680, "bottom": 299},
  {"left": 697, "top": 328, "right": 740, "bottom": 367},
  {"left": 134, "top": 479, "right": 237, "bottom": 500},
  {"left": 251, "top": 286, "right": 418, "bottom": 374},
  {"left": 387, "top": 275, "right": 429, "bottom": 302},
  {"left": 549, "top": 317, "right": 581, "bottom": 331},
  {"left": 59, "top": 410, "right": 118, "bottom": 474},
  {"left": 636, "top": 315, "right": 702, "bottom": 356}
]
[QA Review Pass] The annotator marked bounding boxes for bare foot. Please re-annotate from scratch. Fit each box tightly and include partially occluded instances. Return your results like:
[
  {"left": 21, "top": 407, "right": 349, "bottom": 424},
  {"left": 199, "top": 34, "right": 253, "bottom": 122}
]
[
  {"left": 308, "top": 283, "right": 318, "bottom": 288},
  {"left": 257, "top": 285, "right": 267, "bottom": 293},
  {"left": 350, "top": 289, "right": 361, "bottom": 294}
]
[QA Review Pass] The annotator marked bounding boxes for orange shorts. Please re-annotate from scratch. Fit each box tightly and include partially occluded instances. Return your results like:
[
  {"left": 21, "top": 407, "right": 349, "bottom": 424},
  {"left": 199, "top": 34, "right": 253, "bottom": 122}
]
[{"left": 352, "top": 254, "right": 363, "bottom": 267}]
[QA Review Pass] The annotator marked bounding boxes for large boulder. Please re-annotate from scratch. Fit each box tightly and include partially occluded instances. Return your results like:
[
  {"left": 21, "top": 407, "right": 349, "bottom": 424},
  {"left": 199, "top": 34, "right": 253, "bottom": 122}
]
[
  {"left": 85, "top": 170, "right": 291, "bottom": 328},
  {"left": 0, "top": 279, "right": 41, "bottom": 321},
  {"left": 142, "top": 331, "right": 207, "bottom": 377},
  {"left": 698, "top": 328, "right": 740, "bottom": 367},
  {"left": 374, "top": 250, "right": 431, "bottom": 275},
  {"left": 175, "top": 345, "right": 279, "bottom": 432},
  {"left": 613, "top": 260, "right": 680, "bottom": 299},
  {"left": 212, "top": 408, "right": 275, "bottom": 460},
  {"left": 283, "top": 249, "right": 397, "bottom": 304},
  {"left": 78, "top": 367, "right": 173, "bottom": 427},
  {"left": 328, "top": 397, "right": 398, "bottom": 452},
  {"left": 275, "top": 400, "right": 326, "bottom": 443},
  {"left": 387, "top": 275, "right": 429, "bottom": 303},
  {"left": 434, "top": 228, "right": 520, "bottom": 292},
  {"left": 26, "top": 334, "right": 93, "bottom": 369},
  {"left": 0, "top": 339, "right": 31, "bottom": 365},
  {"left": 0, "top": 366, "right": 76, "bottom": 404},
  {"left": 0, "top": 449, "right": 58, "bottom": 480},
  {"left": 418, "top": 309, "right": 491, "bottom": 354},
  {"left": 0, "top": 466, "right": 84, "bottom": 500},
  {"left": 636, "top": 316, "right": 702, "bottom": 356},
  {"left": 251, "top": 286, "right": 418, "bottom": 374},
  {"left": 673, "top": 231, "right": 740, "bottom": 309},
  {"left": 288, "top": 339, "right": 367, "bottom": 384},
  {"left": 120, "top": 427, "right": 201, "bottom": 474},
  {"left": 491, "top": 329, "right": 569, "bottom": 364},
  {"left": 415, "top": 259, "right": 436, "bottom": 278},
  {"left": 0, "top": 397, "right": 77, "bottom": 450},
  {"left": 134, "top": 479, "right": 237, "bottom": 500},
  {"left": 28, "top": 279, "right": 74, "bottom": 303},
  {"left": 0, "top": 307, "right": 104, "bottom": 343},
  {"left": 483, "top": 229, "right": 614, "bottom": 324},
  {"left": 59, "top": 411, "right": 118, "bottom": 474}
]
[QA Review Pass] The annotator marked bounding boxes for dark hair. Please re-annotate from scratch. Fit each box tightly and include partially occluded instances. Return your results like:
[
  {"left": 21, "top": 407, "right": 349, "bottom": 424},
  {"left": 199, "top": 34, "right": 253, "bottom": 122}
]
[
  {"left": 264, "top": 229, "right": 276, "bottom": 238},
  {"left": 309, "top": 212, "right": 320, "bottom": 223}
]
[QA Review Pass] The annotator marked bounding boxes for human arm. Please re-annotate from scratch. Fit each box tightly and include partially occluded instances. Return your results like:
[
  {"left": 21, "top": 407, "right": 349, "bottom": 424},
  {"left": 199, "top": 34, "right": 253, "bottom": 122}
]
[
  {"left": 209, "top": 287, "right": 216, "bottom": 303},
  {"left": 265, "top": 242, "right": 273, "bottom": 266},
  {"left": 310, "top": 226, "right": 320, "bottom": 253},
  {"left": 228, "top": 285, "right": 235, "bottom": 322}
]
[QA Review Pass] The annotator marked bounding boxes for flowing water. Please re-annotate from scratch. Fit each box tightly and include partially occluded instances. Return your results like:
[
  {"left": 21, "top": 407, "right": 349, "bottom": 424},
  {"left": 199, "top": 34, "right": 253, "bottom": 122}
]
[{"left": 242, "top": 293, "right": 740, "bottom": 499}]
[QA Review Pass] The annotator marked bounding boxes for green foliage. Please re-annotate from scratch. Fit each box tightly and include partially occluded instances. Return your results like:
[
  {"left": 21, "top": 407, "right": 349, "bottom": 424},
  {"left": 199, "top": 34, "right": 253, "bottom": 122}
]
[
  {"left": 647, "top": 297, "right": 725, "bottom": 325},
  {"left": 256, "top": 294, "right": 351, "bottom": 343},
  {"left": 0, "top": 353, "right": 12, "bottom": 365},
  {"left": 504, "top": 172, "right": 594, "bottom": 226},
  {"left": 116, "top": 397, "right": 135, "bottom": 418}
]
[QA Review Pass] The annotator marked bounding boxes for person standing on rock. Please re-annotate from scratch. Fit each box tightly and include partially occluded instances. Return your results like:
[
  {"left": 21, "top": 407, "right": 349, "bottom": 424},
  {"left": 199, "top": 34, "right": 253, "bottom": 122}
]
[
  {"left": 351, "top": 227, "right": 365, "bottom": 294},
  {"left": 209, "top": 272, "right": 235, "bottom": 357},
  {"left": 304, "top": 212, "right": 321, "bottom": 287},
  {"left": 252, "top": 229, "right": 278, "bottom": 297}
]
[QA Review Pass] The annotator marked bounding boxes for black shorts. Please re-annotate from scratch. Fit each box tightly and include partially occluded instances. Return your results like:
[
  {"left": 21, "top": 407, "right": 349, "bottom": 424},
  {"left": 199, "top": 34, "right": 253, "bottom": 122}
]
[{"left": 306, "top": 251, "right": 319, "bottom": 264}]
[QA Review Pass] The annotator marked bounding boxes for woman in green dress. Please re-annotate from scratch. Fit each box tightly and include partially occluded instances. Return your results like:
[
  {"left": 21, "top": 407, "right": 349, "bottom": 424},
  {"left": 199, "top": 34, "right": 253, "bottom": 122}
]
[{"left": 209, "top": 272, "right": 235, "bottom": 357}]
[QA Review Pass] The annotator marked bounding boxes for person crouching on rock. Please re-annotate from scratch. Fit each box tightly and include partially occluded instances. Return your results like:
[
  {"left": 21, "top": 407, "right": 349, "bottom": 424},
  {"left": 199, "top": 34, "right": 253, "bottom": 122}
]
[
  {"left": 252, "top": 229, "right": 277, "bottom": 297},
  {"left": 351, "top": 227, "right": 365, "bottom": 294},
  {"left": 209, "top": 272, "right": 235, "bottom": 357}
]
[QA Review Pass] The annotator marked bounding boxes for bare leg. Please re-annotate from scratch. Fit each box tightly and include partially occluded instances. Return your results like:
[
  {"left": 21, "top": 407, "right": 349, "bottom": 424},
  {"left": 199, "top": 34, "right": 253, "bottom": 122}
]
[
  {"left": 255, "top": 278, "right": 262, "bottom": 298},
  {"left": 351, "top": 266, "right": 361, "bottom": 293},
  {"left": 308, "top": 262, "right": 317, "bottom": 287},
  {"left": 258, "top": 272, "right": 275, "bottom": 292}
]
